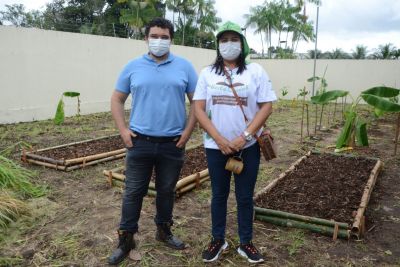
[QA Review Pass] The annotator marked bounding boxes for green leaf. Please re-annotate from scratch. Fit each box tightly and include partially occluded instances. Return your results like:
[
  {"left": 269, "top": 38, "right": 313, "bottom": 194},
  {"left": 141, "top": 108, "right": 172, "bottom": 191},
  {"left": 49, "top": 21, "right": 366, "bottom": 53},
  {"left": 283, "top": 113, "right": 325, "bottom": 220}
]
[
  {"left": 361, "top": 86, "right": 400, "bottom": 98},
  {"left": 63, "top": 91, "right": 80, "bottom": 97},
  {"left": 336, "top": 111, "right": 356, "bottom": 149},
  {"left": 373, "top": 108, "right": 385, "bottom": 117},
  {"left": 307, "top": 76, "right": 320, "bottom": 82},
  {"left": 311, "top": 90, "right": 349, "bottom": 104},
  {"left": 361, "top": 94, "right": 400, "bottom": 112},
  {"left": 355, "top": 120, "right": 368, "bottom": 146},
  {"left": 54, "top": 99, "right": 65, "bottom": 125}
]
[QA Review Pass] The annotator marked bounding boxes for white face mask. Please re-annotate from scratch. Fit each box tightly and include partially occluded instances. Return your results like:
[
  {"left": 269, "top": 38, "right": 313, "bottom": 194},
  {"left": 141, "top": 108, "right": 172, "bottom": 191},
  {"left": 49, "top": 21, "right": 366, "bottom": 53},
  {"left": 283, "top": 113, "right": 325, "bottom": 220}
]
[
  {"left": 219, "top": 41, "right": 241, "bottom": 60},
  {"left": 148, "top": 38, "right": 171, "bottom": 57}
]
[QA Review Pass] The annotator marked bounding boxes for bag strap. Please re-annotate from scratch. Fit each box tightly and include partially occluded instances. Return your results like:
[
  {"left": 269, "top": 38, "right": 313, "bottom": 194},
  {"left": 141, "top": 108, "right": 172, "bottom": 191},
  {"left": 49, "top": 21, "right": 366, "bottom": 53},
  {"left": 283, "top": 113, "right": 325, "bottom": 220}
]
[
  {"left": 223, "top": 67, "right": 267, "bottom": 139},
  {"left": 223, "top": 67, "right": 249, "bottom": 122}
]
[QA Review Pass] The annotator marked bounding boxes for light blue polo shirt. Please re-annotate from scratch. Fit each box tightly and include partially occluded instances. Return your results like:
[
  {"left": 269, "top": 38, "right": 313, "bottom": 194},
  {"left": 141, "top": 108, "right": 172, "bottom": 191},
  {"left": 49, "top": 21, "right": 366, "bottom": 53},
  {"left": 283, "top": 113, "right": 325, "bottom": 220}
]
[{"left": 115, "top": 53, "right": 198, "bottom": 136}]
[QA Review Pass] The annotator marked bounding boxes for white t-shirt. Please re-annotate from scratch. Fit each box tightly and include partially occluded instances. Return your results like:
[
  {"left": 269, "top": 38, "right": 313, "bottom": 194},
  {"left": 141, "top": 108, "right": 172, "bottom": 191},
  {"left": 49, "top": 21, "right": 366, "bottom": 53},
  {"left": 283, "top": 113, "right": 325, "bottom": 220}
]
[{"left": 193, "top": 62, "right": 277, "bottom": 149}]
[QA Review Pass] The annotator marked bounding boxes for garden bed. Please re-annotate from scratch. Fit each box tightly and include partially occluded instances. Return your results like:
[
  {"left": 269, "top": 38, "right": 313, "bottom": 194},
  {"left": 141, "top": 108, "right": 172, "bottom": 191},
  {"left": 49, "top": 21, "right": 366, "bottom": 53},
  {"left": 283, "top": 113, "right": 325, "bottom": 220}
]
[
  {"left": 103, "top": 145, "right": 209, "bottom": 197},
  {"left": 254, "top": 151, "right": 383, "bottom": 239},
  {"left": 21, "top": 134, "right": 126, "bottom": 171}
]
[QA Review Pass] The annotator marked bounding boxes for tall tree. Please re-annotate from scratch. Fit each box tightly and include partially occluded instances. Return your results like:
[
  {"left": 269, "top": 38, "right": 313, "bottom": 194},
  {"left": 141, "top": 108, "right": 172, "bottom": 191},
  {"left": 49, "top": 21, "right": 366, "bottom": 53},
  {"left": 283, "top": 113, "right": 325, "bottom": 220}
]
[
  {"left": 351, "top": 45, "right": 368, "bottom": 59},
  {"left": 193, "top": 0, "right": 220, "bottom": 47},
  {"left": 118, "top": 0, "right": 161, "bottom": 39},
  {"left": 372, "top": 43, "right": 397, "bottom": 59},
  {"left": 0, "top": 4, "right": 30, "bottom": 26}
]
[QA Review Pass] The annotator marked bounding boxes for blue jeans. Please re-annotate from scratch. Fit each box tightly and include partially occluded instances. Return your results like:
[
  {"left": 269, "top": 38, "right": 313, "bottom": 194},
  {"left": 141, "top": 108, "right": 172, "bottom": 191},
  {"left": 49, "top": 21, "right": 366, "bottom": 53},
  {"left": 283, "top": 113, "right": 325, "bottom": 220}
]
[
  {"left": 206, "top": 143, "right": 260, "bottom": 244},
  {"left": 119, "top": 137, "right": 184, "bottom": 233}
]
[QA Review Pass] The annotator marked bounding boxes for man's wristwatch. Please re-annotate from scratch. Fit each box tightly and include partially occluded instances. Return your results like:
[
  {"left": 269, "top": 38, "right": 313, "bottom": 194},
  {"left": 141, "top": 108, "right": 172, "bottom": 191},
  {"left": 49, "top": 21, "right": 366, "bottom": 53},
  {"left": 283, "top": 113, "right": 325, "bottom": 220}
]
[{"left": 242, "top": 130, "right": 253, "bottom": 142}]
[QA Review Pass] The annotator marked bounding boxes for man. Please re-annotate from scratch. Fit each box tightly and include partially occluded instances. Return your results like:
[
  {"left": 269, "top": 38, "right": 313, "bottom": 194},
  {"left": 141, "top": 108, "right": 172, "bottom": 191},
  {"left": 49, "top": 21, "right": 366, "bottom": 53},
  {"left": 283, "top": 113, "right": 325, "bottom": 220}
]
[{"left": 108, "top": 17, "right": 197, "bottom": 265}]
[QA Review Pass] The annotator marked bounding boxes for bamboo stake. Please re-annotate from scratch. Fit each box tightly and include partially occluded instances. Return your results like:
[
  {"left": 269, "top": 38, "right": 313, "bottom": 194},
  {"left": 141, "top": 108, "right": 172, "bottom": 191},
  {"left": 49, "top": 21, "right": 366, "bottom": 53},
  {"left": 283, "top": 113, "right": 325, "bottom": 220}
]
[
  {"left": 175, "top": 176, "right": 209, "bottom": 197},
  {"left": 175, "top": 169, "right": 209, "bottom": 189},
  {"left": 185, "top": 142, "right": 203, "bottom": 151},
  {"left": 306, "top": 104, "right": 310, "bottom": 137},
  {"left": 255, "top": 214, "right": 349, "bottom": 239},
  {"left": 65, "top": 153, "right": 125, "bottom": 171},
  {"left": 333, "top": 99, "right": 338, "bottom": 125},
  {"left": 351, "top": 159, "right": 383, "bottom": 238},
  {"left": 319, "top": 104, "right": 324, "bottom": 130},
  {"left": 147, "top": 189, "right": 157, "bottom": 197},
  {"left": 253, "top": 152, "right": 311, "bottom": 201},
  {"left": 394, "top": 113, "right": 400, "bottom": 155},
  {"left": 254, "top": 207, "right": 348, "bottom": 229},
  {"left": 26, "top": 159, "right": 66, "bottom": 170},
  {"left": 148, "top": 181, "right": 156, "bottom": 190},
  {"left": 65, "top": 148, "right": 126, "bottom": 165},
  {"left": 32, "top": 134, "right": 121, "bottom": 152},
  {"left": 103, "top": 170, "right": 126, "bottom": 181},
  {"left": 24, "top": 153, "right": 65, "bottom": 165},
  {"left": 300, "top": 96, "right": 305, "bottom": 142}
]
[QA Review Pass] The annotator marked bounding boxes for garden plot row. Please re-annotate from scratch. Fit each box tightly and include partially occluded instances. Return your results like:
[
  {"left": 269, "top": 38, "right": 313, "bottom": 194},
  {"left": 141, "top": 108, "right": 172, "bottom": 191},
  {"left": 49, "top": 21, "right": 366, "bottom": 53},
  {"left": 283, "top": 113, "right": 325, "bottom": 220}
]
[
  {"left": 21, "top": 135, "right": 382, "bottom": 239},
  {"left": 254, "top": 151, "right": 382, "bottom": 239}
]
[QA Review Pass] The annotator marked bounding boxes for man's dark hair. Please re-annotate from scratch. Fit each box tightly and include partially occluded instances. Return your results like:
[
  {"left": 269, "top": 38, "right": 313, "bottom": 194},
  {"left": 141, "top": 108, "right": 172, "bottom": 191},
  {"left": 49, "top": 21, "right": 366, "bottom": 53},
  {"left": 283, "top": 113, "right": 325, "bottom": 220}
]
[
  {"left": 211, "top": 34, "right": 247, "bottom": 75},
  {"left": 145, "top": 17, "right": 174, "bottom": 39}
]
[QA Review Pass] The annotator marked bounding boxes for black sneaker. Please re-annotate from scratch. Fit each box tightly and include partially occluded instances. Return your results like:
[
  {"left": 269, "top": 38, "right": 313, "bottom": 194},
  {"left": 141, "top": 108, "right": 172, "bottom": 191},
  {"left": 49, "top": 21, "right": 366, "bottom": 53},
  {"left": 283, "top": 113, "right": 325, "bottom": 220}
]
[
  {"left": 237, "top": 242, "right": 264, "bottom": 263},
  {"left": 202, "top": 239, "right": 228, "bottom": 262}
]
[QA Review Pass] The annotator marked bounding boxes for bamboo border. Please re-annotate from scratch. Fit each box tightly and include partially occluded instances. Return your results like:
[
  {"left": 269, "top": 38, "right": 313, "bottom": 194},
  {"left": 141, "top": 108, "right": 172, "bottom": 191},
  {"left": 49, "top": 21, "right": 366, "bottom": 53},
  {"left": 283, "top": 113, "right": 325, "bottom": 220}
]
[
  {"left": 103, "top": 167, "right": 209, "bottom": 197},
  {"left": 351, "top": 159, "right": 383, "bottom": 238},
  {"left": 22, "top": 134, "right": 126, "bottom": 171},
  {"left": 254, "top": 150, "right": 381, "bottom": 240},
  {"left": 103, "top": 142, "right": 209, "bottom": 197},
  {"left": 27, "top": 134, "right": 120, "bottom": 153}
]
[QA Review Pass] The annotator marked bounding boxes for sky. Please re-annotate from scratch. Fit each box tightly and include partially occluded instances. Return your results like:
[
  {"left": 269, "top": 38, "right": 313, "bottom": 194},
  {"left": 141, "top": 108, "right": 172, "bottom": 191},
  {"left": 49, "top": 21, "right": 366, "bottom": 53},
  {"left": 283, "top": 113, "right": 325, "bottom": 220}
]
[{"left": 1, "top": 0, "right": 400, "bottom": 55}]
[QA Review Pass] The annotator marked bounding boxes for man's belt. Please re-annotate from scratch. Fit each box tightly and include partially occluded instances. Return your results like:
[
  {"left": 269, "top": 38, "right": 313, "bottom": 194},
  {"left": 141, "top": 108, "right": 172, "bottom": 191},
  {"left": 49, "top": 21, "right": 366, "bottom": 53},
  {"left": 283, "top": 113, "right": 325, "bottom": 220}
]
[{"left": 133, "top": 132, "right": 180, "bottom": 143}]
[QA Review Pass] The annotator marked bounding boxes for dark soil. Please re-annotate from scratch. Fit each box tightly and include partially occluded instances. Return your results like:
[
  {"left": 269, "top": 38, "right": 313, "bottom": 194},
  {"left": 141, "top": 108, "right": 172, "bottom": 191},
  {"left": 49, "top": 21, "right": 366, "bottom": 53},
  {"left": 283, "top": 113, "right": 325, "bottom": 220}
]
[
  {"left": 255, "top": 153, "right": 378, "bottom": 224},
  {"left": 35, "top": 135, "right": 124, "bottom": 160},
  {"left": 179, "top": 145, "right": 207, "bottom": 178}
]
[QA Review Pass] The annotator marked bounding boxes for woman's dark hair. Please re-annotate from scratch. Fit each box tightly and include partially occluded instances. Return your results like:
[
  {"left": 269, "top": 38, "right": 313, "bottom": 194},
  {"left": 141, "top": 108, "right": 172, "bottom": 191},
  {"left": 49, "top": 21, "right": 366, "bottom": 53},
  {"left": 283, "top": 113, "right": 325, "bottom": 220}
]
[
  {"left": 211, "top": 33, "right": 247, "bottom": 76},
  {"left": 145, "top": 17, "right": 174, "bottom": 39}
]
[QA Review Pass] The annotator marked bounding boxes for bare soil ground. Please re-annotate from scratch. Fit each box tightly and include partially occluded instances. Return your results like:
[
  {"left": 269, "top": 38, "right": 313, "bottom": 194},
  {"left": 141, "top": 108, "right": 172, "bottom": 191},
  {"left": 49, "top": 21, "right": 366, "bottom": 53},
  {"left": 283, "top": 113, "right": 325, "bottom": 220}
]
[{"left": 1, "top": 102, "right": 399, "bottom": 266}]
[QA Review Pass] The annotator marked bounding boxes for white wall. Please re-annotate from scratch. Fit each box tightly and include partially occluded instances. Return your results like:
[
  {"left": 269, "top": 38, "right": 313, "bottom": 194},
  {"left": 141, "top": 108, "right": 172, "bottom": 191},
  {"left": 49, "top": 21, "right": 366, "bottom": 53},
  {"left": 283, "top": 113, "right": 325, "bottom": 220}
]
[
  {"left": 257, "top": 59, "right": 400, "bottom": 100},
  {"left": 1, "top": 26, "right": 399, "bottom": 124}
]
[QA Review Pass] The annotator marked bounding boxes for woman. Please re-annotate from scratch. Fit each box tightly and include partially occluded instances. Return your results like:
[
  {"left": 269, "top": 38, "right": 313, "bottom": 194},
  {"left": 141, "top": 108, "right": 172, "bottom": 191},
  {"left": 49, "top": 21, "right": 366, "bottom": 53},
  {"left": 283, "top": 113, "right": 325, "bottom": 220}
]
[{"left": 193, "top": 21, "right": 277, "bottom": 263}]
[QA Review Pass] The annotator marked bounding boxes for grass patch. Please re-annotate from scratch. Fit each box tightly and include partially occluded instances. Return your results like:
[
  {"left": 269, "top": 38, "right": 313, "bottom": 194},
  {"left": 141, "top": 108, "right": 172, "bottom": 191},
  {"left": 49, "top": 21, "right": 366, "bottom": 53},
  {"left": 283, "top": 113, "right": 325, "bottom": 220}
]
[
  {"left": 0, "top": 191, "right": 28, "bottom": 230},
  {"left": 0, "top": 256, "right": 24, "bottom": 267},
  {"left": 0, "top": 155, "right": 46, "bottom": 198}
]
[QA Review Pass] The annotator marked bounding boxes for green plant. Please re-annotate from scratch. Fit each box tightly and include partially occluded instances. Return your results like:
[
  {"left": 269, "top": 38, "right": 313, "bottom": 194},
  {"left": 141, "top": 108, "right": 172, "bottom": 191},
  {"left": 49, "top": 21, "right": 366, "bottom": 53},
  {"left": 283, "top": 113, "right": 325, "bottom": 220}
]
[
  {"left": 335, "top": 86, "right": 400, "bottom": 150},
  {"left": 287, "top": 230, "right": 305, "bottom": 256},
  {"left": 281, "top": 87, "right": 289, "bottom": 98},
  {"left": 0, "top": 190, "right": 28, "bottom": 229},
  {"left": 54, "top": 91, "right": 81, "bottom": 125},
  {"left": 311, "top": 90, "right": 349, "bottom": 131},
  {"left": 0, "top": 155, "right": 46, "bottom": 198}
]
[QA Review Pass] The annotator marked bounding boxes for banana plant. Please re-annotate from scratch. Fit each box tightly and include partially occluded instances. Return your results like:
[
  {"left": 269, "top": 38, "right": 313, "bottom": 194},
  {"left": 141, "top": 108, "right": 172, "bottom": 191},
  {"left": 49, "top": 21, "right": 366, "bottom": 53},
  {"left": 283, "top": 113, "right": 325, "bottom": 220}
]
[
  {"left": 310, "top": 90, "right": 349, "bottom": 133},
  {"left": 54, "top": 91, "right": 81, "bottom": 125},
  {"left": 335, "top": 86, "right": 400, "bottom": 151}
]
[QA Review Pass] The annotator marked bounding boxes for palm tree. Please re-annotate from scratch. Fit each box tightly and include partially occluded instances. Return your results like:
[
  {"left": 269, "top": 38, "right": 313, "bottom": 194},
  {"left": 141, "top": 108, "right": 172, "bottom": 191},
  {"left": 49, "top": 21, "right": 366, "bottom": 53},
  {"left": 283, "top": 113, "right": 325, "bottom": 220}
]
[
  {"left": 244, "top": 6, "right": 267, "bottom": 57},
  {"left": 118, "top": 0, "right": 160, "bottom": 39},
  {"left": 372, "top": 43, "right": 397, "bottom": 59},
  {"left": 193, "top": 0, "right": 221, "bottom": 47},
  {"left": 351, "top": 45, "right": 368, "bottom": 59},
  {"left": 323, "top": 48, "right": 350, "bottom": 59}
]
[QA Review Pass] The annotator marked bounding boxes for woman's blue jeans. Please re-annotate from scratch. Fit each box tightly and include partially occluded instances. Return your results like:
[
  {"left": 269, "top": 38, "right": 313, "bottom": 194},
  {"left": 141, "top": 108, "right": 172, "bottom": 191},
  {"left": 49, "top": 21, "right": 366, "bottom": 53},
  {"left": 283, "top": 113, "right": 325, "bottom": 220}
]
[
  {"left": 206, "top": 142, "right": 260, "bottom": 244},
  {"left": 119, "top": 138, "right": 184, "bottom": 233}
]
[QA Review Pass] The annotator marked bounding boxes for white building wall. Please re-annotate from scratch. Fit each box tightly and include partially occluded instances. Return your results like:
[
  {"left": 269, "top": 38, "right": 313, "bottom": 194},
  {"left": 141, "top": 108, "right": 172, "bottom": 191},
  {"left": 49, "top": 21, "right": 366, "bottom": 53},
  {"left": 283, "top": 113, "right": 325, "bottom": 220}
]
[{"left": 1, "top": 26, "right": 399, "bottom": 124}]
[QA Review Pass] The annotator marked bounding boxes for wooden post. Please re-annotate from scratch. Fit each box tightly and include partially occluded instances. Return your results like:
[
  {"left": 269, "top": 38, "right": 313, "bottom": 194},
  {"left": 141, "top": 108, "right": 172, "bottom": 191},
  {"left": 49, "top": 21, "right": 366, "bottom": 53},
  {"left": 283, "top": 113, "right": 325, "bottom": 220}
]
[{"left": 394, "top": 113, "right": 400, "bottom": 155}]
